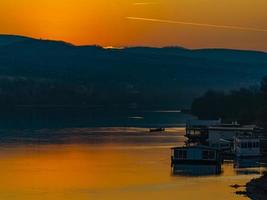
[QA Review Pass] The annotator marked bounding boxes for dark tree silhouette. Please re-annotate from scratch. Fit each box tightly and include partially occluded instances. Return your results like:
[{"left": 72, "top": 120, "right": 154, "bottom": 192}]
[{"left": 191, "top": 77, "right": 266, "bottom": 127}]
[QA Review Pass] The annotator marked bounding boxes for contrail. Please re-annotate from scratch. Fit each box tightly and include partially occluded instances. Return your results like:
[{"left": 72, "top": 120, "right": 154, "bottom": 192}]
[{"left": 126, "top": 17, "right": 267, "bottom": 32}]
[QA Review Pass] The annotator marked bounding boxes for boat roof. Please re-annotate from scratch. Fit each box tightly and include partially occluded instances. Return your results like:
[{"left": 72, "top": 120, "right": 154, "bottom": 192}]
[
  {"left": 235, "top": 135, "right": 260, "bottom": 140},
  {"left": 208, "top": 127, "right": 255, "bottom": 131},
  {"left": 186, "top": 119, "right": 222, "bottom": 126},
  {"left": 171, "top": 145, "right": 219, "bottom": 151},
  {"left": 186, "top": 126, "right": 263, "bottom": 133}
]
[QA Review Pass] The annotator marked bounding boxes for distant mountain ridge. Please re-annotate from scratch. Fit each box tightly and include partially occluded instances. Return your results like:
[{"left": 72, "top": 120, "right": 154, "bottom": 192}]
[
  {"left": 0, "top": 34, "right": 267, "bottom": 109},
  {"left": 0, "top": 35, "right": 27, "bottom": 44}
]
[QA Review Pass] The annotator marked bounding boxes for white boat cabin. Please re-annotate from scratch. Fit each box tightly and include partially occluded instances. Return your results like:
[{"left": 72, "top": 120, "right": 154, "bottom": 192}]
[
  {"left": 208, "top": 126, "right": 257, "bottom": 147},
  {"left": 186, "top": 119, "right": 264, "bottom": 151},
  {"left": 234, "top": 136, "right": 260, "bottom": 157}
]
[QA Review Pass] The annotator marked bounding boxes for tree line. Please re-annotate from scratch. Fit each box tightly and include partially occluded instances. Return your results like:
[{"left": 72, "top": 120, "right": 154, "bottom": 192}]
[{"left": 191, "top": 76, "right": 267, "bottom": 129}]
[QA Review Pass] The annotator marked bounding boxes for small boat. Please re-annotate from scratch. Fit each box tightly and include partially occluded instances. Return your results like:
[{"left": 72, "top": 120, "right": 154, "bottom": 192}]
[{"left": 149, "top": 128, "right": 165, "bottom": 132}]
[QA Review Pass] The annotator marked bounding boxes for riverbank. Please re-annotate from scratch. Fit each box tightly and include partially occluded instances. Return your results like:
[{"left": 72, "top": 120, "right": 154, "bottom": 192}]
[{"left": 246, "top": 173, "right": 267, "bottom": 200}]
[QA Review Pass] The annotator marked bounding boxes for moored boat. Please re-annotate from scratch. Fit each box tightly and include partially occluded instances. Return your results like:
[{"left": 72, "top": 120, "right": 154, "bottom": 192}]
[
  {"left": 234, "top": 135, "right": 261, "bottom": 158},
  {"left": 171, "top": 145, "right": 222, "bottom": 175}
]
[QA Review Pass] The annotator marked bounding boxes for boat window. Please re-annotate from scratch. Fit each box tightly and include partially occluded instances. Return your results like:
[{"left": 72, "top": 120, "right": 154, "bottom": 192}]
[
  {"left": 248, "top": 142, "right": 252, "bottom": 148},
  {"left": 202, "top": 150, "right": 215, "bottom": 160},
  {"left": 175, "top": 150, "right": 187, "bottom": 159},
  {"left": 252, "top": 142, "right": 259, "bottom": 148},
  {"left": 180, "top": 150, "right": 187, "bottom": 159},
  {"left": 255, "top": 142, "right": 259, "bottom": 148},
  {"left": 241, "top": 142, "right": 248, "bottom": 148}
]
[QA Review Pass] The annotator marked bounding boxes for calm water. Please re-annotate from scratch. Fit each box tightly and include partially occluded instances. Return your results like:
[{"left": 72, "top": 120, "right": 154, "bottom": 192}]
[
  {"left": 0, "top": 108, "right": 195, "bottom": 129},
  {"left": 0, "top": 128, "right": 264, "bottom": 200}
]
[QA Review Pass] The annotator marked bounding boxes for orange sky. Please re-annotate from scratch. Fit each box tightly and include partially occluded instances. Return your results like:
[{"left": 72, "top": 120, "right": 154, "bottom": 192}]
[{"left": 0, "top": 0, "right": 267, "bottom": 51}]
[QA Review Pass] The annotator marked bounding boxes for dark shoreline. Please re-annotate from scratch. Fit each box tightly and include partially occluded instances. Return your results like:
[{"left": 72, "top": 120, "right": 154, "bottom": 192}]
[{"left": 246, "top": 173, "right": 267, "bottom": 200}]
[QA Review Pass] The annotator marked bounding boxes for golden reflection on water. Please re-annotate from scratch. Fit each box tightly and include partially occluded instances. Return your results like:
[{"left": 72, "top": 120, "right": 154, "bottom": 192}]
[{"left": 0, "top": 144, "right": 258, "bottom": 200}]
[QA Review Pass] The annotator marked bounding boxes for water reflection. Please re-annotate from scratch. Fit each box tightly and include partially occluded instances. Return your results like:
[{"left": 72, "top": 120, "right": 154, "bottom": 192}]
[
  {"left": 234, "top": 158, "right": 261, "bottom": 169},
  {"left": 172, "top": 164, "right": 222, "bottom": 176},
  {"left": 234, "top": 158, "right": 267, "bottom": 175},
  {"left": 0, "top": 143, "right": 261, "bottom": 200},
  {"left": 172, "top": 158, "right": 266, "bottom": 177},
  {"left": 0, "top": 121, "right": 265, "bottom": 200}
]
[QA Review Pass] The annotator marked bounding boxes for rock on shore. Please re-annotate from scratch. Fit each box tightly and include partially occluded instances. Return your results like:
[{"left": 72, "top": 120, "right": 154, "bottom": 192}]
[{"left": 246, "top": 173, "right": 267, "bottom": 200}]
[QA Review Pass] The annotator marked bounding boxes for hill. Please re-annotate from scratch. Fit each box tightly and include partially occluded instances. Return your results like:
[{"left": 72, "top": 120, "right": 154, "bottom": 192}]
[{"left": 0, "top": 34, "right": 267, "bottom": 109}]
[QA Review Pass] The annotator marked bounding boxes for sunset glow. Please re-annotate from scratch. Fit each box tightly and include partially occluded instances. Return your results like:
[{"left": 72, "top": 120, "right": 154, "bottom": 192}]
[{"left": 0, "top": 0, "right": 267, "bottom": 50}]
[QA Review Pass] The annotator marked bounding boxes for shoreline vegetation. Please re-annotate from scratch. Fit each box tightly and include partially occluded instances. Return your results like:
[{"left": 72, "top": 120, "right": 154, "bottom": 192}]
[
  {"left": 191, "top": 76, "right": 267, "bottom": 200},
  {"left": 191, "top": 76, "right": 267, "bottom": 128}
]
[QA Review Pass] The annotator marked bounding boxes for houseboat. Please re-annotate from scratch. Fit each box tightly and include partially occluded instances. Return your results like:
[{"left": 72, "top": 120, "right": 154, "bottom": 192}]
[
  {"left": 185, "top": 119, "right": 222, "bottom": 145},
  {"left": 185, "top": 119, "right": 264, "bottom": 152},
  {"left": 234, "top": 135, "right": 261, "bottom": 158},
  {"left": 171, "top": 145, "right": 222, "bottom": 175}
]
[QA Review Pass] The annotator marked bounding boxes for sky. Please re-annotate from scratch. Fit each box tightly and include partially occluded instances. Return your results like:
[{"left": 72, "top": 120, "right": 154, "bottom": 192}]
[{"left": 0, "top": 0, "right": 267, "bottom": 51}]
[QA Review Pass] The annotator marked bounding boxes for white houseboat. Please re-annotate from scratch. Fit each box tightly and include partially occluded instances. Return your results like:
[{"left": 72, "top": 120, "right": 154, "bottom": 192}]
[
  {"left": 234, "top": 135, "right": 261, "bottom": 158},
  {"left": 185, "top": 119, "right": 222, "bottom": 145},
  {"left": 185, "top": 119, "right": 264, "bottom": 152}
]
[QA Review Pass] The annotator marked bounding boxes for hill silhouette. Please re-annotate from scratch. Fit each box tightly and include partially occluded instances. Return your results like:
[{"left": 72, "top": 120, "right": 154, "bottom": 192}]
[{"left": 0, "top": 34, "right": 267, "bottom": 109}]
